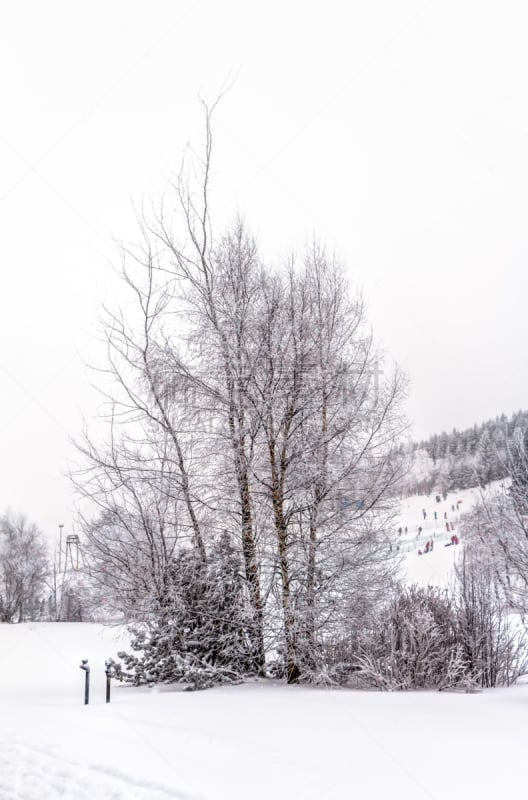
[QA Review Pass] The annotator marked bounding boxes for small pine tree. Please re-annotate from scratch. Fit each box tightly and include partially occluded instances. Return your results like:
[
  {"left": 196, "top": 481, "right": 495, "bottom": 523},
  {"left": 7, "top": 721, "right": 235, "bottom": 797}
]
[{"left": 115, "top": 533, "right": 259, "bottom": 690}]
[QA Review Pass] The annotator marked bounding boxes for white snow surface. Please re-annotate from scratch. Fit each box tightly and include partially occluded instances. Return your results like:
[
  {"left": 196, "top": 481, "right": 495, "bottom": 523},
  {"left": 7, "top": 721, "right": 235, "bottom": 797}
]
[{"left": 1, "top": 620, "right": 528, "bottom": 799}]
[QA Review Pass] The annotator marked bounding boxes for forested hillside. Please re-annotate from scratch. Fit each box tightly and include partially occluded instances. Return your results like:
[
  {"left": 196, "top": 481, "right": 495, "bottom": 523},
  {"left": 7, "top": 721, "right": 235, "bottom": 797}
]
[{"left": 398, "top": 410, "right": 528, "bottom": 496}]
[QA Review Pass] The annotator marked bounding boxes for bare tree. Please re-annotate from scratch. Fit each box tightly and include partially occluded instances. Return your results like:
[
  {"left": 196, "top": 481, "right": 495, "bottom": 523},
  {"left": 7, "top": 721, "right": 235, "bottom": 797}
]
[
  {"left": 73, "top": 425, "right": 184, "bottom": 620},
  {"left": 143, "top": 110, "right": 268, "bottom": 667},
  {"left": 243, "top": 250, "right": 406, "bottom": 681},
  {"left": 461, "top": 485, "right": 528, "bottom": 618},
  {"left": 454, "top": 537, "right": 528, "bottom": 687},
  {"left": 0, "top": 512, "right": 49, "bottom": 623}
]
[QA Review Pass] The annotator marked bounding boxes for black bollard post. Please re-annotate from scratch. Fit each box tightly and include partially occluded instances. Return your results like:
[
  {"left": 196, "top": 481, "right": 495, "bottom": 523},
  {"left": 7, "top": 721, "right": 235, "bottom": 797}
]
[
  {"left": 105, "top": 660, "right": 112, "bottom": 704},
  {"left": 79, "top": 659, "right": 90, "bottom": 705}
]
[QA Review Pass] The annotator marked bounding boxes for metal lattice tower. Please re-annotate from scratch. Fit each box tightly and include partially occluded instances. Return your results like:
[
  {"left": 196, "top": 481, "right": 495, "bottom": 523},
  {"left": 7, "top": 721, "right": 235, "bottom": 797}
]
[
  {"left": 64, "top": 534, "right": 82, "bottom": 571},
  {"left": 57, "top": 530, "right": 87, "bottom": 621}
]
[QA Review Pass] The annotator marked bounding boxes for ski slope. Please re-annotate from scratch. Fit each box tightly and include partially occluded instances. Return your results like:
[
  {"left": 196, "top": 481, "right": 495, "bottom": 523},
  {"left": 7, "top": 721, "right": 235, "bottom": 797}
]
[
  {"left": 397, "top": 485, "right": 490, "bottom": 587},
  {"left": 1, "top": 622, "right": 528, "bottom": 800}
]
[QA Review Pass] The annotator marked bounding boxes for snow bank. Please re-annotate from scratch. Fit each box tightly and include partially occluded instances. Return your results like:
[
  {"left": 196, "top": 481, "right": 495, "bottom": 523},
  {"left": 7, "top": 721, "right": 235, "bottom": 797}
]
[
  {"left": 0, "top": 737, "right": 194, "bottom": 800},
  {"left": 1, "top": 623, "right": 528, "bottom": 800}
]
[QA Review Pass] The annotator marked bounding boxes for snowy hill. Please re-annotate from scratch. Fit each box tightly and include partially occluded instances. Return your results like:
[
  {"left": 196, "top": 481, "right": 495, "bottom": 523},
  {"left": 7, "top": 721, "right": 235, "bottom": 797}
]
[
  {"left": 1, "top": 622, "right": 528, "bottom": 800},
  {"left": 396, "top": 485, "right": 493, "bottom": 587}
]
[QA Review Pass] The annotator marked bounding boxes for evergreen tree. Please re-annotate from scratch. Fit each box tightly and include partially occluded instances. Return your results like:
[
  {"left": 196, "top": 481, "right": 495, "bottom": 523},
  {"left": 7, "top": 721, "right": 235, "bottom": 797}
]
[
  {"left": 115, "top": 533, "right": 259, "bottom": 690},
  {"left": 509, "top": 428, "right": 528, "bottom": 516},
  {"left": 459, "top": 459, "right": 477, "bottom": 489},
  {"left": 477, "top": 429, "right": 499, "bottom": 487}
]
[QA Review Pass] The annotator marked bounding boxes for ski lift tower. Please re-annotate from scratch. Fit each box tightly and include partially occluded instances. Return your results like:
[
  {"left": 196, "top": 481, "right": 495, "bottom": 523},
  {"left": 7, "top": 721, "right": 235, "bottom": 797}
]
[
  {"left": 57, "top": 529, "right": 86, "bottom": 621},
  {"left": 64, "top": 534, "right": 82, "bottom": 571}
]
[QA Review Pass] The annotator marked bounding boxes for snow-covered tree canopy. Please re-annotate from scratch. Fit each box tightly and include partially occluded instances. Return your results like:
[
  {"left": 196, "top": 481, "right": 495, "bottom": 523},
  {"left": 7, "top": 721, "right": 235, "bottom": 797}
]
[{"left": 73, "top": 104, "right": 407, "bottom": 685}]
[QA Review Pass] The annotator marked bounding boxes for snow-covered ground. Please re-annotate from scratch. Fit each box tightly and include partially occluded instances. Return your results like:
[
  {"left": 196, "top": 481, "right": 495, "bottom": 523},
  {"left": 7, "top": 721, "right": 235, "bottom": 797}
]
[
  {"left": 1, "top": 621, "right": 528, "bottom": 800},
  {"left": 0, "top": 482, "right": 518, "bottom": 800}
]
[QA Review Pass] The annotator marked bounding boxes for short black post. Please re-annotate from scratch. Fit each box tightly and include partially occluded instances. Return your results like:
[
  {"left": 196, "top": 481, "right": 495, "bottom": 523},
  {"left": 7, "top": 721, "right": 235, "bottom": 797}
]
[
  {"left": 79, "top": 659, "right": 90, "bottom": 705},
  {"left": 105, "top": 660, "right": 112, "bottom": 704}
]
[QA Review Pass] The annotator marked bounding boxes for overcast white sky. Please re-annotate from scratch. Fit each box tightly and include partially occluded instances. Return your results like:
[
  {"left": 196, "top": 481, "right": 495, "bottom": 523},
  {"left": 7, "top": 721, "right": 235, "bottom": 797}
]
[{"left": 1, "top": 0, "right": 527, "bottom": 537}]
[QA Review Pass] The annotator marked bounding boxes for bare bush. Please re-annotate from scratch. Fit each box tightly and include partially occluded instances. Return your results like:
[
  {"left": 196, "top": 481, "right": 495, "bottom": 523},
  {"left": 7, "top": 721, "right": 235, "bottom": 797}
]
[{"left": 353, "top": 586, "right": 474, "bottom": 691}]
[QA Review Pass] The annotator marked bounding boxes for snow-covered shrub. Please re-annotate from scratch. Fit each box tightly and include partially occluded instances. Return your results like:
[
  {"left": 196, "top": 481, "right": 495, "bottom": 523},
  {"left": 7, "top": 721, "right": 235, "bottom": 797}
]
[
  {"left": 114, "top": 533, "right": 259, "bottom": 690},
  {"left": 353, "top": 563, "right": 528, "bottom": 692},
  {"left": 353, "top": 585, "right": 474, "bottom": 691}
]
